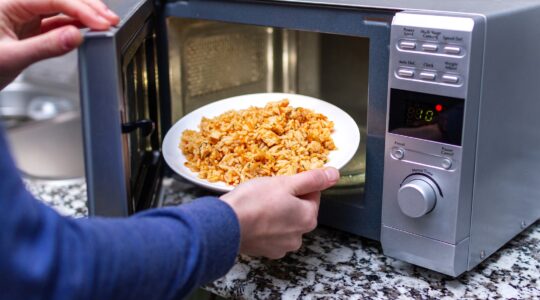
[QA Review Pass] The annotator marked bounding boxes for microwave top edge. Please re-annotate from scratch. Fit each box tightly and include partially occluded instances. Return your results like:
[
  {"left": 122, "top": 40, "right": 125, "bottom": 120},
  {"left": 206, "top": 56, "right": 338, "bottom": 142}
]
[
  {"left": 102, "top": 0, "right": 540, "bottom": 22},
  {"left": 267, "top": 0, "right": 540, "bottom": 15}
]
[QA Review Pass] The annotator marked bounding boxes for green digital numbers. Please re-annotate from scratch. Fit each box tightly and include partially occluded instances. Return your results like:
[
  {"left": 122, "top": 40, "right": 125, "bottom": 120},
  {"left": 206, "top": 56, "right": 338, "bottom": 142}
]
[
  {"left": 425, "top": 110, "right": 434, "bottom": 122},
  {"left": 407, "top": 106, "right": 435, "bottom": 123}
]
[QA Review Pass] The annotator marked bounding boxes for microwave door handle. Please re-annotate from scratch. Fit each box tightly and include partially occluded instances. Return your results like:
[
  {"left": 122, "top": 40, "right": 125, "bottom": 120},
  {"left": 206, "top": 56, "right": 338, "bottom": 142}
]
[{"left": 121, "top": 119, "right": 155, "bottom": 136}]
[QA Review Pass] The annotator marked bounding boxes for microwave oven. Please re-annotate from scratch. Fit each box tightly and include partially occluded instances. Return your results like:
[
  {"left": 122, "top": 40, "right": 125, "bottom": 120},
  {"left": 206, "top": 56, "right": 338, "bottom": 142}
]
[{"left": 79, "top": 0, "right": 540, "bottom": 276}]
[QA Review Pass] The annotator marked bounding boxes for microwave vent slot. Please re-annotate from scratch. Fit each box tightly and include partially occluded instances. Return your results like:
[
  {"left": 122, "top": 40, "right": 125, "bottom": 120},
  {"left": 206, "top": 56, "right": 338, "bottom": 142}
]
[
  {"left": 184, "top": 32, "right": 267, "bottom": 97},
  {"left": 168, "top": 19, "right": 279, "bottom": 117}
]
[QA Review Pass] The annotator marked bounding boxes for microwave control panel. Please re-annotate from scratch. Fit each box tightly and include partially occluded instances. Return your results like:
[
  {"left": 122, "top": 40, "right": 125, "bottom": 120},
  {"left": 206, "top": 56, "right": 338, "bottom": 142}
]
[
  {"left": 382, "top": 12, "right": 475, "bottom": 244},
  {"left": 388, "top": 12, "right": 474, "bottom": 100}
]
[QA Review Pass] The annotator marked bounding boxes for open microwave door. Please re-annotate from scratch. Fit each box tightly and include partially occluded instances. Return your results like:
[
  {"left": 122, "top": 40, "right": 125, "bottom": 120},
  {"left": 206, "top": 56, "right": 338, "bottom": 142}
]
[{"left": 79, "top": 0, "right": 167, "bottom": 217}]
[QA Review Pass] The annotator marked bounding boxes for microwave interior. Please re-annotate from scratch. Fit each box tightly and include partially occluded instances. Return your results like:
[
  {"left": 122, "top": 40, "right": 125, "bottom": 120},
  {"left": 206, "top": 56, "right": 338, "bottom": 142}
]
[
  {"left": 123, "top": 17, "right": 375, "bottom": 234},
  {"left": 166, "top": 18, "right": 369, "bottom": 192},
  {"left": 167, "top": 18, "right": 372, "bottom": 227}
]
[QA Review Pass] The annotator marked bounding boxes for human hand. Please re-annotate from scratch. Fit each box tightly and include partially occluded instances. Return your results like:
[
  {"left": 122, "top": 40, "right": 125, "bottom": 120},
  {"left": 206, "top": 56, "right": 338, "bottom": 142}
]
[
  {"left": 220, "top": 167, "right": 340, "bottom": 259},
  {"left": 0, "top": 0, "right": 120, "bottom": 90}
]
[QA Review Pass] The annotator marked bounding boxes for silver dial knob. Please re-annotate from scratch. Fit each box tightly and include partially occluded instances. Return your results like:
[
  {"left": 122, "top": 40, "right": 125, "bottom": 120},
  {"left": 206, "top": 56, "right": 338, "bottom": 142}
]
[{"left": 397, "top": 177, "right": 437, "bottom": 218}]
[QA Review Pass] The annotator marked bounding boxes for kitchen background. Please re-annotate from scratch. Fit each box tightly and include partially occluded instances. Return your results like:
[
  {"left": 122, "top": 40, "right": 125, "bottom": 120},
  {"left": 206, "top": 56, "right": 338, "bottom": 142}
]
[{"left": 0, "top": 51, "right": 85, "bottom": 182}]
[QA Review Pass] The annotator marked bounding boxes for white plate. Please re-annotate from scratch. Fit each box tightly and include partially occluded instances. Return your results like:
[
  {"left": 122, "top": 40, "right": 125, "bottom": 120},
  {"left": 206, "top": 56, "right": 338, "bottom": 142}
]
[{"left": 162, "top": 93, "right": 360, "bottom": 192}]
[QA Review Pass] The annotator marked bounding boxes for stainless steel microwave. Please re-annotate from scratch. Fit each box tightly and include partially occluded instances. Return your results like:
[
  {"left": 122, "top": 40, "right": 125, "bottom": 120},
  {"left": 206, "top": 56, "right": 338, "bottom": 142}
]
[{"left": 79, "top": 0, "right": 540, "bottom": 276}]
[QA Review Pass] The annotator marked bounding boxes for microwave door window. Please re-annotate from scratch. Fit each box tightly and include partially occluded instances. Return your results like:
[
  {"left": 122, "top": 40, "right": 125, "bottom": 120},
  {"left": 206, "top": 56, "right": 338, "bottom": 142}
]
[
  {"left": 125, "top": 53, "right": 148, "bottom": 182},
  {"left": 125, "top": 61, "right": 138, "bottom": 184},
  {"left": 122, "top": 34, "right": 160, "bottom": 210}
]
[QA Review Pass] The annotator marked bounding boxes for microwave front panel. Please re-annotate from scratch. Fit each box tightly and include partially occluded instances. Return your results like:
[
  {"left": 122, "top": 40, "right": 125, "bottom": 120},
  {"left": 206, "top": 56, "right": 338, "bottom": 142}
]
[{"left": 381, "top": 12, "right": 481, "bottom": 276}]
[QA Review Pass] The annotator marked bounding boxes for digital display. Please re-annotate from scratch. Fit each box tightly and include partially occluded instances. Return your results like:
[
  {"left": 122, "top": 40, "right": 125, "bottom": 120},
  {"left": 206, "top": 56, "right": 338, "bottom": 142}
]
[
  {"left": 405, "top": 101, "right": 442, "bottom": 127},
  {"left": 389, "top": 89, "right": 464, "bottom": 146}
]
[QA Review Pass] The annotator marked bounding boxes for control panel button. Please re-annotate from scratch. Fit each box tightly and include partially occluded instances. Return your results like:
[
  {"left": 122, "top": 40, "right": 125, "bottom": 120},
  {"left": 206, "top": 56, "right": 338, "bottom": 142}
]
[
  {"left": 422, "top": 43, "right": 438, "bottom": 52},
  {"left": 391, "top": 147, "right": 405, "bottom": 160},
  {"left": 443, "top": 46, "right": 461, "bottom": 55},
  {"left": 397, "top": 68, "right": 415, "bottom": 78},
  {"left": 441, "top": 158, "right": 452, "bottom": 170},
  {"left": 442, "top": 74, "right": 459, "bottom": 84},
  {"left": 419, "top": 72, "right": 436, "bottom": 81},
  {"left": 399, "top": 40, "right": 416, "bottom": 50},
  {"left": 398, "top": 176, "right": 438, "bottom": 218}
]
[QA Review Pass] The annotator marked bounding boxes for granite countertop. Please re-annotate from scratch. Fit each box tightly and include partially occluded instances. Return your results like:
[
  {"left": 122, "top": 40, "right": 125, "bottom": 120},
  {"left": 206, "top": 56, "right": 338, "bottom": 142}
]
[{"left": 26, "top": 178, "right": 540, "bottom": 299}]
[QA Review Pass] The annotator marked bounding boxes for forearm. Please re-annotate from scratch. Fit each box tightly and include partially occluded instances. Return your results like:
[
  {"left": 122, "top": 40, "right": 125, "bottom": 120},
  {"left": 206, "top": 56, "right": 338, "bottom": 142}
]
[
  {"left": 2, "top": 192, "right": 240, "bottom": 300},
  {"left": 0, "top": 156, "right": 239, "bottom": 300},
  {"left": 68, "top": 198, "right": 240, "bottom": 299}
]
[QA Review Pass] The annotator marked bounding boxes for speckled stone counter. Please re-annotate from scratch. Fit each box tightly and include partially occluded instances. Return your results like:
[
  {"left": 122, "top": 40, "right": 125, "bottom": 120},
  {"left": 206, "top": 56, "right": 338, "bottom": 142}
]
[
  {"left": 25, "top": 178, "right": 87, "bottom": 218},
  {"left": 26, "top": 178, "right": 540, "bottom": 299}
]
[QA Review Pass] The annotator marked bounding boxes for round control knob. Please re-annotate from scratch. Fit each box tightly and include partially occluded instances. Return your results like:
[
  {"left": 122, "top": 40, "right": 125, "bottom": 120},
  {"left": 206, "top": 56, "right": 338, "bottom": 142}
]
[{"left": 397, "top": 177, "right": 437, "bottom": 218}]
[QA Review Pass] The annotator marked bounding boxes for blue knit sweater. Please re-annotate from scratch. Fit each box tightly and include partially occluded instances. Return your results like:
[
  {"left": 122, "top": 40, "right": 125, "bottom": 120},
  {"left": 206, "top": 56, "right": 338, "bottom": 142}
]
[{"left": 0, "top": 124, "right": 240, "bottom": 299}]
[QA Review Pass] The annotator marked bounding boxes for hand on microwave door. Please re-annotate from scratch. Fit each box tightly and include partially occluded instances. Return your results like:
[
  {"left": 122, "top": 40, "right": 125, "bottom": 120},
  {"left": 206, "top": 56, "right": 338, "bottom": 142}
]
[
  {"left": 0, "top": 0, "right": 120, "bottom": 90},
  {"left": 220, "top": 167, "right": 340, "bottom": 259}
]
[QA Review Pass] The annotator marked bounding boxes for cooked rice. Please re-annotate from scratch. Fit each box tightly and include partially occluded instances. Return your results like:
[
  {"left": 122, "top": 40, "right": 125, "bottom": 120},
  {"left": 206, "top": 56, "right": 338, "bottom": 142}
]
[{"left": 180, "top": 99, "right": 336, "bottom": 185}]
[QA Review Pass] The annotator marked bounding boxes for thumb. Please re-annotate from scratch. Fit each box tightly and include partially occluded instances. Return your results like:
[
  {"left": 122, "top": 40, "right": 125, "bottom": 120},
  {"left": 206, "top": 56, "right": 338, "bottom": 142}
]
[
  {"left": 287, "top": 167, "right": 340, "bottom": 196},
  {"left": 10, "top": 26, "right": 82, "bottom": 70}
]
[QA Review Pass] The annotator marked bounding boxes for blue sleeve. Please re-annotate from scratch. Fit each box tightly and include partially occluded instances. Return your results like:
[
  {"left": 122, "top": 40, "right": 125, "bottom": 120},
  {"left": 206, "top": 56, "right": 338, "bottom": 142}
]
[{"left": 0, "top": 126, "right": 240, "bottom": 300}]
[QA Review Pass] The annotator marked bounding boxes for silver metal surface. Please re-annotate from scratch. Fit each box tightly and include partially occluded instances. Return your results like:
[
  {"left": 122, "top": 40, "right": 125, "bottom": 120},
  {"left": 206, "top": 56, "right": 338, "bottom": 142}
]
[
  {"left": 419, "top": 71, "right": 436, "bottom": 81},
  {"left": 6, "top": 112, "right": 84, "bottom": 180},
  {"left": 391, "top": 147, "right": 405, "bottom": 160},
  {"left": 167, "top": 19, "right": 278, "bottom": 117},
  {"left": 79, "top": 0, "right": 153, "bottom": 216},
  {"left": 421, "top": 43, "right": 438, "bottom": 52},
  {"left": 399, "top": 41, "right": 416, "bottom": 50},
  {"left": 0, "top": 51, "right": 79, "bottom": 128},
  {"left": 441, "top": 158, "right": 452, "bottom": 170},
  {"left": 269, "top": 0, "right": 539, "bottom": 15},
  {"left": 397, "top": 69, "right": 414, "bottom": 77},
  {"left": 444, "top": 46, "right": 461, "bottom": 55},
  {"left": 389, "top": 13, "right": 474, "bottom": 97},
  {"left": 0, "top": 50, "right": 82, "bottom": 180},
  {"left": 467, "top": 4, "right": 540, "bottom": 270},
  {"left": 442, "top": 74, "right": 459, "bottom": 84},
  {"left": 397, "top": 176, "right": 437, "bottom": 218},
  {"left": 381, "top": 11, "right": 477, "bottom": 276},
  {"left": 381, "top": 225, "right": 470, "bottom": 276},
  {"left": 383, "top": 5, "right": 540, "bottom": 276}
]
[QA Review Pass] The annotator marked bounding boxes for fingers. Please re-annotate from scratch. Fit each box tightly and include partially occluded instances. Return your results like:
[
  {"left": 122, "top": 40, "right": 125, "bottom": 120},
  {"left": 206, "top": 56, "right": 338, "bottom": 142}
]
[
  {"left": 298, "top": 191, "right": 320, "bottom": 232},
  {"left": 274, "top": 235, "right": 303, "bottom": 258},
  {"left": 11, "top": 0, "right": 118, "bottom": 30},
  {"left": 41, "top": 16, "right": 84, "bottom": 32},
  {"left": 301, "top": 191, "right": 321, "bottom": 204},
  {"left": 9, "top": 26, "right": 82, "bottom": 70},
  {"left": 258, "top": 235, "right": 304, "bottom": 259},
  {"left": 287, "top": 167, "right": 340, "bottom": 196},
  {"left": 81, "top": 0, "right": 120, "bottom": 24}
]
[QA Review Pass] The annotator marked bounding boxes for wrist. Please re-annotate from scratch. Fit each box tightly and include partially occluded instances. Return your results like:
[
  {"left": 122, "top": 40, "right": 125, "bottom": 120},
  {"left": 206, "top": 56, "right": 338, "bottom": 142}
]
[{"left": 220, "top": 193, "right": 252, "bottom": 252}]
